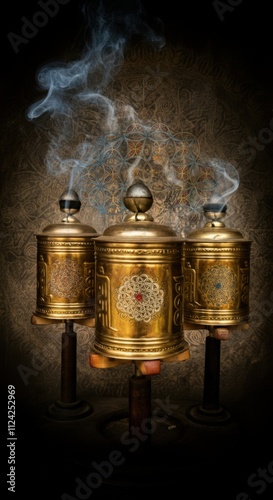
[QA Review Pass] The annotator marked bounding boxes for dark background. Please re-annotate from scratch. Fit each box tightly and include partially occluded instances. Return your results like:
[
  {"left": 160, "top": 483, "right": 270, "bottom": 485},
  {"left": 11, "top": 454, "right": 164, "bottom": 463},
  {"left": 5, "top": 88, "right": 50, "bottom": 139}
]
[
  {"left": 2, "top": 0, "right": 273, "bottom": 129},
  {"left": 2, "top": 1, "right": 273, "bottom": 499},
  {"left": 2, "top": 0, "right": 273, "bottom": 70},
  {"left": 2, "top": 0, "right": 273, "bottom": 118}
]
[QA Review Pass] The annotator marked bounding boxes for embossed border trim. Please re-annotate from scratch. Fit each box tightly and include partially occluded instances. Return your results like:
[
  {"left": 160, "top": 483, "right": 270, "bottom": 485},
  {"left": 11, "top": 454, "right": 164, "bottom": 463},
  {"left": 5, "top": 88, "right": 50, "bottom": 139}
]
[
  {"left": 184, "top": 246, "right": 250, "bottom": 253},
  {"left": 37, "top": 240, "right": 95, "bottom": 247},
  {"left": 95, "top": 246, "right": 180, "bottom": 255}
]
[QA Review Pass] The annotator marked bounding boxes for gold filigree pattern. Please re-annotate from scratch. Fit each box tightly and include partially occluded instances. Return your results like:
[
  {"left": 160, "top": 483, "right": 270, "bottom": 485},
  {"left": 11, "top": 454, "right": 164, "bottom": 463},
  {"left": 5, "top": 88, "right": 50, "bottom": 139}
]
[
  {"left": 198, "top": 266, "right": 238, "bottom": 307},
  {"left": 1, "top": 33, "right": 272, "bottom": 402},
  {"left": 49, "top": 259, "right": 84, "bottom": 299},
  {"left": 116, "top": 273, "right": 164, "bottom": 322}
]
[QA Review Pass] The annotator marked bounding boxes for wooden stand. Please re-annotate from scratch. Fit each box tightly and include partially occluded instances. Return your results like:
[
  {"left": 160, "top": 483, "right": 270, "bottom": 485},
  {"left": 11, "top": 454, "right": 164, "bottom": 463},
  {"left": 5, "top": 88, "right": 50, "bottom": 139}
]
[
  {"left": 185, "top": 324, "right": 249, "bottom": 425},
  {"left": 89, "top": 352, "right": 187, "bottom": 439},
  {"left": 31, "top": 314, "right": 95, "bottom": 420}
]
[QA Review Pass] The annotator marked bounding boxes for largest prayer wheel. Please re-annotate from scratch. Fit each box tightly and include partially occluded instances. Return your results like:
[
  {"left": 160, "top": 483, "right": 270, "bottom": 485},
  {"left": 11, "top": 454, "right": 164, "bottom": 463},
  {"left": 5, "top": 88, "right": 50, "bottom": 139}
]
[
  {"left": 183, "top": 203, "right": 252, "bottom": 326},
  {"left": 34, "top": 189, "right": 98, "bottom": 320},
  {"left": 92, "top": 181, "right": 189, "bottom": 360}
]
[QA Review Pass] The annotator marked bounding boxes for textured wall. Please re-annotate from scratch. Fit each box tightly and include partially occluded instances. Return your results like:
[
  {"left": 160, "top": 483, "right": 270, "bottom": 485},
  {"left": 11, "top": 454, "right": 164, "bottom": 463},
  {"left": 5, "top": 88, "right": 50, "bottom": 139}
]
[{"left": 2, "top": 10, "right": 273, "bottom": 425}]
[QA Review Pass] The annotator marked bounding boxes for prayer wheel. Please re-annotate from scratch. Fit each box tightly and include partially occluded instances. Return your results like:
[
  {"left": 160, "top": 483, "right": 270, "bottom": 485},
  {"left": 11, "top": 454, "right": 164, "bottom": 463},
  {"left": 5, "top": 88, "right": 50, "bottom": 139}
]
[
  {"left": 34, "top": 189, "right": 98, "bottom": 320},
  {"left": 183, "top": 203, "right": 252, "bottom": 326},
  {"left": 92, "top": 181, "right": 189, "bottom": 360}
]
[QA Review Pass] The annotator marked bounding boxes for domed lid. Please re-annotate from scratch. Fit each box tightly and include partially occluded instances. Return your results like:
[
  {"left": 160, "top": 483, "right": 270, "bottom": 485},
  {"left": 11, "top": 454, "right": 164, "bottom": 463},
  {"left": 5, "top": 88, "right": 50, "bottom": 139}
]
[
  {"left": 99, "top": 181, "right": 179, "bottom": 241},
  {"left": 38, "top": 189, "right": 97, "bottom": 236},
  {"left": 186, "top": 203, "right": 245, "bottom": 241}
]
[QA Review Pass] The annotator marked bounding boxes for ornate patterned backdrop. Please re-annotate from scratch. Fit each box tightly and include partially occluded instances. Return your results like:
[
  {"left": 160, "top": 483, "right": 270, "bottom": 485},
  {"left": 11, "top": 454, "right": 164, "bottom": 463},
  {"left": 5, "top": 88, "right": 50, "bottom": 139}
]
[{"left": 2, "top": 27, "right": 273, "bottom": 420}]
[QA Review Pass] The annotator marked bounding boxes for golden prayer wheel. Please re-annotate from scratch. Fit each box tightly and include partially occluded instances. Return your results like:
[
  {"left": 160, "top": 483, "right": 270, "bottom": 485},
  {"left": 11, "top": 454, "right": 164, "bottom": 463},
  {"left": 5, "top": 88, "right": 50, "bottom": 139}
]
[
  {"left": 183, "top": 203, "right": 252, "bottom": 326},
  {"left": 34, "top": 189, "right": 98, "bottom": 320},
  {"left": 92, "top": 181, "right": 189, "bottom": 360}
]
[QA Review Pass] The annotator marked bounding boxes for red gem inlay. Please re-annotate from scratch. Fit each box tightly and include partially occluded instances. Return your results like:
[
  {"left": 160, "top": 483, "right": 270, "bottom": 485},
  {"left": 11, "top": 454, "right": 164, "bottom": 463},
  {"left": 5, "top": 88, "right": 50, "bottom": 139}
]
[{"left": 135, "top": 293, "right": 143, "bottom": 301}]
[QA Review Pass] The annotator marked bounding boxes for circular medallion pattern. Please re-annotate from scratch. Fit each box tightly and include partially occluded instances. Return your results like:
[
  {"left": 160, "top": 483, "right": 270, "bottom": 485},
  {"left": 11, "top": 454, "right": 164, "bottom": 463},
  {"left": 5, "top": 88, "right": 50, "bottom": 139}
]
[
  {"left": 116, "top": 273, "right": 164, "bottom": 322},
  {"left": 199, "top": 265, "right": 238, "bottom": 307}
]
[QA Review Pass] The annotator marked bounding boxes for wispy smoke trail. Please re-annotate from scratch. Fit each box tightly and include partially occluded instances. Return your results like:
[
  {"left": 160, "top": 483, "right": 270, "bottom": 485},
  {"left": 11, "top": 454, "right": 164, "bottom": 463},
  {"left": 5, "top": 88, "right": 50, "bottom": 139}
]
[
  {"left": 26, "top": 0, "right": 165, "bottom": 190},
  {"left": 26, "top": 0, "right": 239, "bottom": 214},
  {"left": 27, "top": 1, "right": 164, "bottom": 120},
  {"left": 207, "top": 158, "right": 240, "bottom": 207}
]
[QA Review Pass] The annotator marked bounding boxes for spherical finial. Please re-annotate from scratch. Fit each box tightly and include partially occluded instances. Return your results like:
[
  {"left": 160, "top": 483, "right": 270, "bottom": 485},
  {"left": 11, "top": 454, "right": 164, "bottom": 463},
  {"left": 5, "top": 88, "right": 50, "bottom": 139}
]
[
  {"left": 59, "top": 189, "right": 81, "bottom": 216},
  {"left": 203, "top": 202, "right": 227, "bottom": 225},
  {"left": 123, "top": 181, "right": 153, "bottom": 214}
]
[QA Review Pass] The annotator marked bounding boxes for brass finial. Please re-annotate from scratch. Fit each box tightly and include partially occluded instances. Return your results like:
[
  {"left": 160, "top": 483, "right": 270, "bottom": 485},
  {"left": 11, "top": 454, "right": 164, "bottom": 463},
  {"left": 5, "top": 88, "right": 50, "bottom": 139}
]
[{"left": 123, "top": 181, "right": 153, "bottom": 217}]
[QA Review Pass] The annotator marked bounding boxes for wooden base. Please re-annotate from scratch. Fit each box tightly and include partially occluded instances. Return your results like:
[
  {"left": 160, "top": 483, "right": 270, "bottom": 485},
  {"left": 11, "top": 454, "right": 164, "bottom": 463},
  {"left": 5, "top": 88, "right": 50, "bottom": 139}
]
[
  {"left": 46, "top": 399, "right": 93, "bottom": 421},
  {"left": 89, "top": 354, "right": 162, "bottom": 375},
  {"left": 89, "top": 348, "right": 190, "bottom": 373},
  {"left": 186, "top": 403, "right": 232, "bottom": 426}
]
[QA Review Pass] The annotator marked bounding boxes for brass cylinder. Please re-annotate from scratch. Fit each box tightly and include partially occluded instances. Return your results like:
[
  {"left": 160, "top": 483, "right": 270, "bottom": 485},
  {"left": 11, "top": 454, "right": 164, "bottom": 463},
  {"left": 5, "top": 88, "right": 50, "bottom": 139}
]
[
  {"left": 92, "top": 181, "right": 189, "bottom": 360},
  {"left": 35, "top": 189, "right": 98, "bottom": 320},
  {"left": 183, "top": 203, "right": 252, "bottom": 326}
]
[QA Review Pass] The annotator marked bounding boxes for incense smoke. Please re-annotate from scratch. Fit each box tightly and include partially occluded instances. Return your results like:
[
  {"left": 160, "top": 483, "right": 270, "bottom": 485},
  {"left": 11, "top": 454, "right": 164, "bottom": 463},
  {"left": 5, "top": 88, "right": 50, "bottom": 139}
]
[{"left": 27, "top": 0, "right": 165, "bottom": 191}]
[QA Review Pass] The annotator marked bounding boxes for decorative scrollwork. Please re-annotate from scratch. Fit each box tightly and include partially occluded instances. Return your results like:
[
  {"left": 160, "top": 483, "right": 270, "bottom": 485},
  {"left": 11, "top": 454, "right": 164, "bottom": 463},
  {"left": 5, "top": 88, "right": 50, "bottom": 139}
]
[
  {"left": 116, "top": 273, "right": 164, "bottom": 322},
  {"left": 199, "top": 265, "right": 238, "bottom": 307},
  {"left": 49, "top": 259, "right": 84, "bottom": 299}
]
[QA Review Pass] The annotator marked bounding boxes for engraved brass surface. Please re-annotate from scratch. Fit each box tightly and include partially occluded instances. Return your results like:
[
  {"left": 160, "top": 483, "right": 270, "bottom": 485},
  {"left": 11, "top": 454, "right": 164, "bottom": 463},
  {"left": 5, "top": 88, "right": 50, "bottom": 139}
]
[
  {"left": 34, "top": 190, "right": 98, "bottom": 320},
  {"left": 183, "top": 205, "right": 252, "bottom": 326},
  {"left": 92, "top": 182, "right": 189, "bottom": 360}
]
